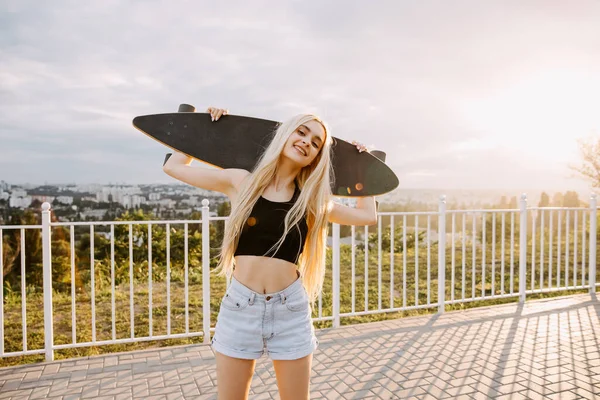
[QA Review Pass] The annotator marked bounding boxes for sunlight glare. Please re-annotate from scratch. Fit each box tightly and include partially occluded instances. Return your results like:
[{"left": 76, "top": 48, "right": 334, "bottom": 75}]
[{"left": 461, "top": 68, "right": 600, "bottom": 163}]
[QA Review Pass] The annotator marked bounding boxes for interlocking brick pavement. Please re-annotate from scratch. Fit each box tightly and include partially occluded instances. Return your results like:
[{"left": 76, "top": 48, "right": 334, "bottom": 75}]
[{"left": 0, "top": 293, "right": 599, "bottom": 399}]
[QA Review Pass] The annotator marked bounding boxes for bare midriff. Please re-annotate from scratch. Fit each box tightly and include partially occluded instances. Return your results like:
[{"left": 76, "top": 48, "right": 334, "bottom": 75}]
[{"left": 233, "top": 255, "right": 299, "bottom": 294}]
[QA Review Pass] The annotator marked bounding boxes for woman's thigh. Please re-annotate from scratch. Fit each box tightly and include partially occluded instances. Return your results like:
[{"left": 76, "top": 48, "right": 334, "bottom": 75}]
[
  {"left": 215, "top": 351, "right": 257, "bottom": 400},
  {"left": 272, "top": 353, "right": 313, "bottom": 400}
]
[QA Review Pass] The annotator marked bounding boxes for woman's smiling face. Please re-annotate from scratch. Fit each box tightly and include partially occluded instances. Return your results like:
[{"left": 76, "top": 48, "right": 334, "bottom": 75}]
[{"left": 282, "top": 119, "right": 326, "bottom": 167}]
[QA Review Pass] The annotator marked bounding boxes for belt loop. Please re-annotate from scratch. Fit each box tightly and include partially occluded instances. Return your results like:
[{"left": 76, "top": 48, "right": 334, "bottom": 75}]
[
  {"left": 249, "top": 292, "right": 255, "bottom": 306},
  {"left": 281, "top": 293, "right": 287, "bottom": 305}
]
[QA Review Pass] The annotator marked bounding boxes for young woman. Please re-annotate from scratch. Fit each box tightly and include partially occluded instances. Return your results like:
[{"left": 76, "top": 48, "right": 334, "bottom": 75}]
[{"left": 163, "top": 106, "right": 378, "bottom": 400}]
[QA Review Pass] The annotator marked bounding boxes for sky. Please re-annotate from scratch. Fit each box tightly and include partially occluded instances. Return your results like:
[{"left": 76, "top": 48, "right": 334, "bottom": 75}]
[{"left": 1, "top": 0, "right": 600, "bottom": 192}]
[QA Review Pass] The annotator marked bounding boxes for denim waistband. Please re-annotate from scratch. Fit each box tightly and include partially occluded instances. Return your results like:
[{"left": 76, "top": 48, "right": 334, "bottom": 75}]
[{"left": 228, "top": 274, "right": 304, "bottom": 304}]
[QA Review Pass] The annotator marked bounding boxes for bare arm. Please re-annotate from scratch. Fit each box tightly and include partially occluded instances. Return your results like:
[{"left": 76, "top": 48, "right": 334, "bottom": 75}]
[
  {"left": 162, "top": 152, "right": 249, "bottom": 200},
  {"left": 327, "top": 140, "right": 378, "bottom": 225},
  {"left": 327, "top": 196, "right": 378, "bottom": 226},
  {"left": 162, "top": 106, "right": 249, "bottom": 200}
]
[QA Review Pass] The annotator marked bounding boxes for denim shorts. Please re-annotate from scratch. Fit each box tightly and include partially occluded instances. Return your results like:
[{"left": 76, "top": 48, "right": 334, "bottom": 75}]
[{"left": 211, "top": 275, "right": 319, "bottom": 360}]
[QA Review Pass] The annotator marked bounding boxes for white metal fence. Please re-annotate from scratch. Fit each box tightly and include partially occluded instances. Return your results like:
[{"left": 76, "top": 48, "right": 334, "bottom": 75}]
[{"left": 0, "top": 194, "right": 597, "bottom": 362}]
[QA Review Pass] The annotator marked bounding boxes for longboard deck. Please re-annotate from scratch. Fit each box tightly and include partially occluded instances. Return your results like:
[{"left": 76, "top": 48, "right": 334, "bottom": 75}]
[{"left": 134, "top": 111, "right": 399, "bottom": 197}]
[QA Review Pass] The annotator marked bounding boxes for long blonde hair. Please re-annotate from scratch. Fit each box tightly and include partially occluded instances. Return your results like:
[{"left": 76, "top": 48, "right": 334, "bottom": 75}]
[{"left": 214, "top": 114, "right": 333, "bottom": 303}]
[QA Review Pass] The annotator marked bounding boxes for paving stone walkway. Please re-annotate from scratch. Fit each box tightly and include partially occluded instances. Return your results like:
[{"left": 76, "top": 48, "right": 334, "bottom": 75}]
[{"left": 0, "top": 293, "right": 599, "bottom": 399}]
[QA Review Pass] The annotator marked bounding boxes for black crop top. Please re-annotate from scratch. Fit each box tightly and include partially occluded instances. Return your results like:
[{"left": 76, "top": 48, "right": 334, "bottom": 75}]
[{"left": 234, "top": 182, "right": 308, "bottom": 264}]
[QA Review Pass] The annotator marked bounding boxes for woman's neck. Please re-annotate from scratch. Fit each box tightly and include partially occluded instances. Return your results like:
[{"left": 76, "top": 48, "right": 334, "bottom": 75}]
[
  {"left": 272, "top": 160, "right": 300, "bottom": 192},
  {"left": 270, "top": 175, "right": 296, "bottom": 192}
]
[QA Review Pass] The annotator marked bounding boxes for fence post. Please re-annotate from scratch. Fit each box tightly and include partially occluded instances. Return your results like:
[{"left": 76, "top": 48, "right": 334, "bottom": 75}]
[
  {"left": 519, "top": 194, "right": 528, "bottom": 303},
  {"left": 589, "top": 193, "right": 597, "bottom": 294},
  {"left": 438, "top": 196, "right": 447, "bottom": 313},
  {"left": 42, "top": 202, "right": 54, "bottom": 361},
  {"left": 201, "top": 199, "right": 211, "bottom": 344},
  {"left": 332, "top": 223, "right": 341, "bottom": 328}
]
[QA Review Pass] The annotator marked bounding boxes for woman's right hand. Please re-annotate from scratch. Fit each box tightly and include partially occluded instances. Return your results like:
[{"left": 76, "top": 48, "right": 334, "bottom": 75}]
[{"left": 206, "top": 106, "right": 229, "bottom": 122}]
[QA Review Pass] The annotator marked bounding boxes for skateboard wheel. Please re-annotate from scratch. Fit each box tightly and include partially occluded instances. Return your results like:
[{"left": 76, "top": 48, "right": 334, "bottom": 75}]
[
  {"left": 371, "top": 150, "right": 386, "bottom": 162},
  {"left": 178, "top": 104, "right": 196, "bottom": 112}
]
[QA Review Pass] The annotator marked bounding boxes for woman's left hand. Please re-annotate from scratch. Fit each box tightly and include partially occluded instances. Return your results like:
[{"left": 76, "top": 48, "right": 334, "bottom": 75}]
[{"left": 351, "top": 140, "right": 368, "bottom": 153}]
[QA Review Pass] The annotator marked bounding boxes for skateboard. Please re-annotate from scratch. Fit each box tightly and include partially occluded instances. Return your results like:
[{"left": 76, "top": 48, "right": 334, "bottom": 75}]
[{"left": 134, "top": 104, "right": 399, "bottom": 197}]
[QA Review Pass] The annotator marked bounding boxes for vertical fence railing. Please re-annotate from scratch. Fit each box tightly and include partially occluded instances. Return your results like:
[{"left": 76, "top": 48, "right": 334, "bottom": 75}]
[
  {"left": 437, "top": 196, "right": 446, "bottom": 313},
  {"left": 201, "top": 199, "right": 211, "bottom": 344},
  {"left": 42, "top": 203, "right": 54, "bottom": 361},
  {"left": 519, "top": 194, "right": 528, "bottom": 302},
  {"left": 1, "top": 194, "right": 597, "bottom": 362},
  {"left": 332, "top": 223, "right": 341, "bottom": 328},
  {"left": 589, "top": 194, "right": 597, "bottom": 293}
]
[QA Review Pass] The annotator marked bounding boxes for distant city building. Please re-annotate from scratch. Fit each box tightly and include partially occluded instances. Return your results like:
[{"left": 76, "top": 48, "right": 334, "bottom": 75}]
[
  {"left": 82, "top": 196, "right": 98, "bottom": 202},
  {"left": 149, "top": 193, "right": 161, "bottom": 201},
  {"left": 76, "top": 184, "right": 102, "bottom": 193},
  {"left": 81, "top": 209, "right": 107, "bottom": 219},
  {"left": 0, "top": 180, "right": 9, "bottom": 191},
  {"left": 11, "top": 188, "right": 27, "bottom": 198},
  {"left": 96, "top": 191, "right": 107, "bottom": 202},
  {"left": 31, "top": 195, "right": 56, "bottom": 204},
  {"left": 182, "top": 196, "right": 200, "bottom": 206},
  {"left": 132, "top": 195, "right": 146, "bottom": 207},
  {"left": 9, "top": 196, "right": 32, "bottom": 208},
  {"left": 158, "top": 199, "right": 176, "bottom": 209},
  {"left": 195, "top": 188, "right": 213, "bottom": 197},
  {"left": 96, "top": 185, "right": 143, "bottom": 203},
  {"left": 122, "top": 194, "right": 146, "bottom": 208},
  {"left": 56, "top": 196, "right": 74, "bottom": 205},
  {"left": 0, "top": 191, "right": 8, "bottom": 201}
]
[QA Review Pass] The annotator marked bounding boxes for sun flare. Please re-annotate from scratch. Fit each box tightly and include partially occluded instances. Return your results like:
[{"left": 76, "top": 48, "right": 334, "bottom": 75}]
[{"left": 461, "top": 68, "right": 600, "bottom": 163}]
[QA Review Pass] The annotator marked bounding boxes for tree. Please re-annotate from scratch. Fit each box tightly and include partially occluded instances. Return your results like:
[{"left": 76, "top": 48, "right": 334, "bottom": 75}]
[
  {"left": 499, "top": 196, "right": 508, "bottom": 209},
  {"left": 1, "top": 210, "right": 43, "bottom": 289},
  {"left": 214, "top": 200, "right": 231, "bottom": 248},
  {"left": 563, "top": 191, "right": 580, "bottom": 207},
  {"left": 30, "top": 199, "right": 42, "bottom": 210},
  {"left": 571, "top": 137, "right": 600, "bottom": 187},
  {"left": 1, "top": 232, "right": 19, "bottom": 280},
  {"left": 368, "top": 225, "right": 425, "bottom": 253},
  {"left": 536, "top": 192, "right": 551, "bottom": 227},
  {"left": 538, "top": 192, "right": 550, "bottom": 207},
  {"left": 552, "top": 192, "right": 564, "bottom": 207},
  {"left": 216, "top": 201, "right": 230, "bottom": 217}
]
